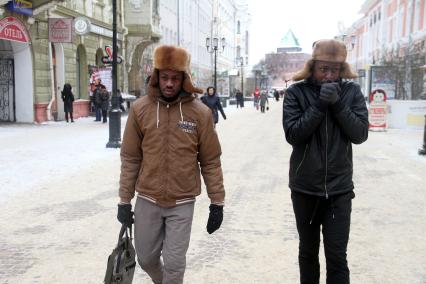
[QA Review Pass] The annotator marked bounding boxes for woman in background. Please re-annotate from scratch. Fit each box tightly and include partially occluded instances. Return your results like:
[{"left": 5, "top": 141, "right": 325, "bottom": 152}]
[{"left": 61, "top": 83, "right": 75, "bottom": 123}]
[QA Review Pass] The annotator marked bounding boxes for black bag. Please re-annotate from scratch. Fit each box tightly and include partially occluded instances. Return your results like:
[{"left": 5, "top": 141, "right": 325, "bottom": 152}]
[{"left": 104, "top": 225, "right": 136, "bottom": 284}]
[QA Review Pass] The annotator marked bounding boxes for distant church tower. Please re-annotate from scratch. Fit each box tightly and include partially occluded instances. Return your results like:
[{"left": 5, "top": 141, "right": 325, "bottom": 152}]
[{"left": 277, "top": 29, "right": 302, "bottom": 53}]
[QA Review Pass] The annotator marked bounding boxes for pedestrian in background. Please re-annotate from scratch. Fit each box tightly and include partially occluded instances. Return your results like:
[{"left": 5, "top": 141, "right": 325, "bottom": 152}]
[
  {"left": 259, "top": 90, "right": 269, "bottom": 113},
  {"left": 117, "top": 45, "right": 225, "bottom": 284},
  {"left": 283, "top": 39, "right": 369, "bottom": 284},
  {"left": 200, "top": 86, "right": 227, "bottom": 125},
  {"left": 61, "top": 83, "right": 75, "bottom": 123},
  {"left": 100, "top": 85, "right": 110, "bottom": 123},
  {"left": 117, "top": 89, "right": 126, "bottom": 112},
  {"left": 93, "top": 79, "right": 105, "bottom": 122},
  {"left": 253, "top": 87, "right": 260, "bottom": 110},
  {"left": 235, "top": 89, "right": 244, "bottom": 108}
]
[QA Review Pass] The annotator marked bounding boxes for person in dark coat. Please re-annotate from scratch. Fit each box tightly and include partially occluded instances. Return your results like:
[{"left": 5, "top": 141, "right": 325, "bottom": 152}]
[
  {"left": 283, "top": 39, "right": 369, "bottom": 284},
  {"left": 235, "top": 90, "right": 244, "bottom": 108},
  {"left": 118, "top": 89, "right": 126, "bottom": 112},
  {"left": 99, "top": 85, "right": 110, "bottom": 123},
  {"left": 200, "top": 86, "right": 226, "bottom": 124},
  {"left": 93, "top": 79, "right": 105, "bottom": 121},
  {"left": 61, "top": 83, "right": 75, "bottom": 123}
]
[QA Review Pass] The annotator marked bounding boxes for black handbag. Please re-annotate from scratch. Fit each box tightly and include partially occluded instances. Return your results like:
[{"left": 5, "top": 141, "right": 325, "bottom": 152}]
[{"left": 104, "top": 225, "right": 136, "bottom": 284}]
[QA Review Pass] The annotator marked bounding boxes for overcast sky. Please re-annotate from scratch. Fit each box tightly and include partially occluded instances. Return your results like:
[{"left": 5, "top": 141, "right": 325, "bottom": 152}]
[{"left": 247, "top": 0, "right": 366, "bottom": 65}]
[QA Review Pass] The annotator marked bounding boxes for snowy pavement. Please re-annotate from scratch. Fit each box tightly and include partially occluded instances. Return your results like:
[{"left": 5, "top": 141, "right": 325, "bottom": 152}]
[{"left": 0, "top": 100, "right": 426, "bottom": 283}]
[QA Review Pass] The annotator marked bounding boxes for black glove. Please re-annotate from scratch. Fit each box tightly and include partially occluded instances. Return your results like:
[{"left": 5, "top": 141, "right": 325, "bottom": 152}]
[
  {"left": 206, "top": 204, "right": 223, "bottom": 234},
  {"left": 117, "top": 203, "right": 134, "bottom": 227},
  {"left": 320, "top": 82, "right": 340, "bottom": 104}
]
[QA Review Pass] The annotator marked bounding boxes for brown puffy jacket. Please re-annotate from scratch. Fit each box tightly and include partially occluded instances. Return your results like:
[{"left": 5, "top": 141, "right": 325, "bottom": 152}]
[{"left": 119, "top": 86, "right": 225, "bottom": 207}]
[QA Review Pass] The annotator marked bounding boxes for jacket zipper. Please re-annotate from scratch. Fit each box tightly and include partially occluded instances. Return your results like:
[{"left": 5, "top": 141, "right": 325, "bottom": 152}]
[
  {"left": 165, "top": 103, "right": 170, "bottom": 200},
  {"left": 325, "top": 110, "right": 329, "bottom": 199},
  {"left": 296, "top": 144, "right": 308, "bottom": 175}
]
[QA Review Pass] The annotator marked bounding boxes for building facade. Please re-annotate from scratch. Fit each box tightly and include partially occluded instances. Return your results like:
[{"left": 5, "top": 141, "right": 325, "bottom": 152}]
[
  {"left": 343, "top": 0, "right": 426, "bottom": 100},
  {"left": 0, "top": 0, "right": 126, "bottom": 123}
]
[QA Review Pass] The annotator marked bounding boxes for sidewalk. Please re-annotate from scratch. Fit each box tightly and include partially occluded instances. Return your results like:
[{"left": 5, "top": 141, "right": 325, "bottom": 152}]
[{"left": 0, "top": 101, "right": 425, "bottom": 283}]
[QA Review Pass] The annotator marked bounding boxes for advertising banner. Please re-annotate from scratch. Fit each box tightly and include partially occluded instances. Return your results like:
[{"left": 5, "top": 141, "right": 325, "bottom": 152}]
[
  {"left": 370, "top": 66, "right": 397, "bottom": 100},
  {"left": 49, "top": 18, "right": 72, "bottom": 43},
  {"left": 369, "top": 89, "right": 387, "bottom": 131},
  {"left": 89, "top": 65, "right": 112, "bottom": 92}
]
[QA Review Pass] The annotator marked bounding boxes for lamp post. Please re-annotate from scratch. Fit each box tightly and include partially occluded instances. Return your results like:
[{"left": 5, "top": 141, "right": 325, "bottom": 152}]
[
  {"left": 106, "top": 0, "right": 121, "bottom": 148},
  {"left": 237, "top": 56, "right": 244, "bottom": 96},
  {"left": 206, "top": 36, "right": 225, "bottom": 91}
]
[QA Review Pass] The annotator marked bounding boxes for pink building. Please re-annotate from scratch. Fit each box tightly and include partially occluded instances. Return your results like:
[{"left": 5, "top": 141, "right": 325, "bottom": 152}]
[{"left": 343, "top": 0, "right": 426, "bottom": 100}]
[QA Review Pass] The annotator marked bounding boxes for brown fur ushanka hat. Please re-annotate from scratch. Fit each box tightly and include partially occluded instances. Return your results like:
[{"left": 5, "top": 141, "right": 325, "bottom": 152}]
[
  {"left": 292, "top": 39, "right": 358, "bottom": 81},
  {"left": 149, "top": 45, "right": 203, "bottom": 94}
]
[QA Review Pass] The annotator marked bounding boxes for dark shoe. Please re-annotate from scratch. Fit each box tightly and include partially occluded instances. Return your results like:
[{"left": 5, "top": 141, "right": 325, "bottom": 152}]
[
  {"left": 94, "top": 119, "right": 100, "bottom": 122},
  {"left": 71, "top": 120, "right": 75, "bottom": 123},
  {"left": 103, "top": 121, "right": 107, "bottom": 123}
]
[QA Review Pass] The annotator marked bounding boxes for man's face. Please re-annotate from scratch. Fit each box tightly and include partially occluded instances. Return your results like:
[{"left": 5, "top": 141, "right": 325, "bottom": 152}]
[
  {"left": 312, "top": 61, "right": 341, "bottom": 84},
  {"left": 159, "top": 69, "right": 184, "bottom": 97}
]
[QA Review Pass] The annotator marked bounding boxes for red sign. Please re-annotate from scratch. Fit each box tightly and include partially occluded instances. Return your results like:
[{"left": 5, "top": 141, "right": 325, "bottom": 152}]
[
  {"left": 369, "top": 89, "right": 387, "bottom": 131},
  {"left": 0, "top": 17, "right": 30, "bottom": 43},
  {"left": 49, "top": 18, "right": 72, "bottom": 43}
]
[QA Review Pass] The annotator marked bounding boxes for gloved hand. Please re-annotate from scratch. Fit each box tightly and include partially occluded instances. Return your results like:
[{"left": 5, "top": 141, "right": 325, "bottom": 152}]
[
  {"left": 320, "top": 82, "right": 340, "bottom": 104},
  {"left": 206, "top": 204, "right": 223, "bottom": 234},
  {"left": 117, "top": 203, "right": 134, "bottom": 227}
]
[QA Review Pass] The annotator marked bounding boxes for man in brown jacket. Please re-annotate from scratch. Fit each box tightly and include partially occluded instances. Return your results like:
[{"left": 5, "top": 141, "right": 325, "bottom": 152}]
[{"left": 117, "top": 45, "right": 225, "bottom": 284}]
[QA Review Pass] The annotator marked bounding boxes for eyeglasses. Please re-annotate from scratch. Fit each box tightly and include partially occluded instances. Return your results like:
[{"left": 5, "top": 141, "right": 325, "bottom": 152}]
[{"left": 317, "top": 66, "right": 341, "bottom": 74}]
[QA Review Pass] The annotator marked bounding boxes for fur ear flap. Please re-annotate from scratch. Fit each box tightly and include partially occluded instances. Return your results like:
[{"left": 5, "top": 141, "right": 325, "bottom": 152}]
[
  {"left": 182, "top": 72, "right": 203, "bottom": 94},
  {"left": 149, "top": 70, "right": 159, "bottom": 87},
  {"left": 292, "top": 59, "right": 314, "bottom": 81},
  {"left": 340, "top": 62, "right": 358, "bottom": 79}
]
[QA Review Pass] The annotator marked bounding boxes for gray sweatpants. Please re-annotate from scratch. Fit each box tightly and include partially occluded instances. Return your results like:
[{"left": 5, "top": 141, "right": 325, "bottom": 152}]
[{"left": 134, "top": 197, "right": 195, "bottom": 284}]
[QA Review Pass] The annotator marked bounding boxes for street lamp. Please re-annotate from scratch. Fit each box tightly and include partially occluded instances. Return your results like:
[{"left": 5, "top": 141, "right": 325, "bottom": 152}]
[
  {"left": 206, "top": 36, "right": 225, "bottom": 91},
  {"left": 237, "top": 56, "right": 245, "bottom": 97},
  {"left": 106, "top": 0, "right": 121, "bottom": 148}
]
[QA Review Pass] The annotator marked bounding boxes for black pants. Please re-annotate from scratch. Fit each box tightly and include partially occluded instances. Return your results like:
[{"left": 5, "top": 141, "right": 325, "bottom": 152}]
[
  {"left": 291, "top": 191, "right": 354, "bottom": 284},
  {"left": 260, "top": 105, "right": 265, "bottom": 113},
  {"left": 102, "top": 110, "right": 108, "bottom": 122},
  {"left": 65, "top": 112, "right": 73, "bottom": 122}
]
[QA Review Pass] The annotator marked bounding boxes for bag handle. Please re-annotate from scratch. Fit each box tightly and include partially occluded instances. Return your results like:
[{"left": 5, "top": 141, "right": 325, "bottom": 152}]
[{"left": 117, "top": 224, "right": 133, "bottom": 248}]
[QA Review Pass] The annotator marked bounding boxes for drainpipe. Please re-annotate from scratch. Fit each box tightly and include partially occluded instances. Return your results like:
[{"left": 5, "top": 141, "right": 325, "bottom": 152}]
[
  {"left": 46, "top": 10, "right": 57, "bottom": 121},
  {"left": 120, "top": 0, "right": 128, "bottom": 92}
]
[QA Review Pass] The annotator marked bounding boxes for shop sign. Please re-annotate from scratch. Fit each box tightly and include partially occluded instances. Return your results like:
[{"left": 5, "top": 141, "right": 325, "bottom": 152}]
[
  {"left": 6, "top": 0, "right": 33, "bottom": 16},
  {"left": 101, "top": 45, "right": 123, "bottom": 64},
  {"left": 49, "top": 18, "right": 72, "bottom": 43},
  {"left": 0, "top": 17, "right": 30, "bottom": 43},
  {"left": 369, "top": 89, "right": 387, "bottom": 131},
  {"left": 73, "top": 17, "right": 91, "bottom": 35}
]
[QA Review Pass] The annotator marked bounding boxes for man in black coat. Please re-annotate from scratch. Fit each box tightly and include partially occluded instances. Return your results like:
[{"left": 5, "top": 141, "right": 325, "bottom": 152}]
[{"left": 283, "top": 39, "right": 368, "bottom": 284}]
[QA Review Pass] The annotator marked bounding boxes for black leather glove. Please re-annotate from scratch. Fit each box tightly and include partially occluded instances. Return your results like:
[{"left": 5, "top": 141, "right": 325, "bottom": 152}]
[
  {"left": 206, "top": 204, "right": 223, "bottom": 234},
  {"left": 117, "top": 203, "right": 134, "bottom": 227},
  {"left": 320, "top": 82, "right": 340, "bottom": 104}
]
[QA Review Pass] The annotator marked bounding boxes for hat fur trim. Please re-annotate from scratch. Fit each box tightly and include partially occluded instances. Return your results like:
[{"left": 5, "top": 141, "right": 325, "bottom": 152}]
[
  {"left": 292, "top": 39, "right": 358, "bottom": 81},
  {"left": 150, "top": 45, "right": 203, "bottom": 94}
]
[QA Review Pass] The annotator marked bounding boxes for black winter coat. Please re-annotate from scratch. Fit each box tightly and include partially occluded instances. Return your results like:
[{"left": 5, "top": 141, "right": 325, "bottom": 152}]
[
  {"left": 283, "top": 80, "right": 368, "bottom": 197},
  {"left": 61, "top": 90, "right": 74, "bottom": 113},
  {"left": 200, "top": 94, "right": 226, "bottom": 124}
]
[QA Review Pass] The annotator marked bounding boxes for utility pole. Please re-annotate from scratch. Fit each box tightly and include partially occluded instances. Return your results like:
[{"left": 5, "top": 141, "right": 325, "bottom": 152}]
[{"left": 106, "top": 0, "right": 121, "bottom": 148}]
